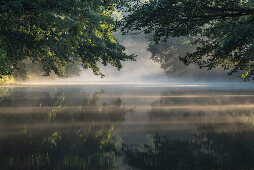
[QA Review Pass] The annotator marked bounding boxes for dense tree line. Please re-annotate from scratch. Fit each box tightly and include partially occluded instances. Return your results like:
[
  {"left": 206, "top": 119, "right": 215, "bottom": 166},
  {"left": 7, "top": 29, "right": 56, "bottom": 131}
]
[{"left": 1, "top": 0, "right": 254, "bottom": 81}]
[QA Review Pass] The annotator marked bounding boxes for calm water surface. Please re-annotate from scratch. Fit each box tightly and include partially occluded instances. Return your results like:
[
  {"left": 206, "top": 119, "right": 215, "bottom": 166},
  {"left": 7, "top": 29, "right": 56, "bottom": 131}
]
[{"left": 1, "top": 84, "right": 254, "bottom": 170}]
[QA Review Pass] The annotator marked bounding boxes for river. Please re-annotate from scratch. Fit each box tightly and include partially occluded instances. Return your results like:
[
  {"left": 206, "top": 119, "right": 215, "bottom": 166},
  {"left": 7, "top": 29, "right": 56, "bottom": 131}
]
[{"left": 0, "top": 84, "right": 254, "bottom": 170}]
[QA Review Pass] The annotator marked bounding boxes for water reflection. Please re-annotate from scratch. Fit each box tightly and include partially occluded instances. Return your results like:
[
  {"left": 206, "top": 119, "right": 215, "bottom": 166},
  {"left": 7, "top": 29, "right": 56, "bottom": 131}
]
[
  {"left": 121, "top": 124, "right": 254, "bottom": 170},
  {"left": 1, "top": 85, "right": 254, "bottom": 169},
  {"left": 121, "top": 89, "right": 254, "bottom": 170},
  {"left": 0, "top": 87, "right": 131, "bottom": 170}
]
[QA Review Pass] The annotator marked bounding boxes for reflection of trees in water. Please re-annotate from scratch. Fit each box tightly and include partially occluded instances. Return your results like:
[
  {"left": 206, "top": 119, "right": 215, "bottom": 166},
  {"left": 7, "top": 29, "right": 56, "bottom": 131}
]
[
  {"left": 0, "top": 88, "right": 131, "bottom": 170},
  {"left": 0, "top": 127, "right": 117, "bottom": 170},
  {"left": 151, "top": 90, "right": 254, "bottom": 106},
  {"left": 121, "top": 123, "right": 254, "bottom": 170},
  {"left": 120, "top": 91, "right": 254, "bottom": 170},
  {"left": 0, "top": 87, "right": 13, "bottom": 101},
  {"left": 0, "top": 88, "right": 132, "bottom": 124},
  {"left": 148, "top": 90, "right": 254, "bottom": 123},
  {"left": 45, "top": 90, "right": 129, "bottom": 123}
]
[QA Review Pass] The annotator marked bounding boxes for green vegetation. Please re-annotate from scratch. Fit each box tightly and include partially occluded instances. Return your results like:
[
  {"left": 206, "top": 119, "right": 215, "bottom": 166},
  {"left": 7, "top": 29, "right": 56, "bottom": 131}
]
[
  {"left": 2, "top": 0, "right": 254, "bottom": 81},
  {"left": 0, "top": 0, "right": 135, "bottom": 81},
  {"left": 121, "top": 0, "right": 254, "bottom": 80},
  {"left": 0, "top": 75, "right": 14, "bottom": 84},
  {"left": 147, "top": 36, "right": 197, "bottom": 77}
]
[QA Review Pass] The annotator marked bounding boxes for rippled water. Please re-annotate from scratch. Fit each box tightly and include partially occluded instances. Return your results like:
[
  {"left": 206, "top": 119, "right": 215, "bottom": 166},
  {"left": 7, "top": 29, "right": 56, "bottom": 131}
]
[{"left": 1, "top": 84, "right": 254, "bottom": 170}]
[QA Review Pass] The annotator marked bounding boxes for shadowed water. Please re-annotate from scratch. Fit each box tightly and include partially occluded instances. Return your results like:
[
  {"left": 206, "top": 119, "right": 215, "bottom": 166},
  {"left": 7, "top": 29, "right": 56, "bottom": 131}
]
[{"left": 1, "top": 84, "right": 254, "bottom": 170}]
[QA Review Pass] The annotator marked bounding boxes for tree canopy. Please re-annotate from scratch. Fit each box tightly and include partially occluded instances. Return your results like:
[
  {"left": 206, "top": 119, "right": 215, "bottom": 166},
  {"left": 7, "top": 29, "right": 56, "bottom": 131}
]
[
  {"left": 147, "top": 36, "right": 197, "bottom": 77},
  {"left": 0, "top": 0, "right": 135, "bottom": 78},
  {"left": 121, "top": 0, "right": 254, "bottom": 80}
]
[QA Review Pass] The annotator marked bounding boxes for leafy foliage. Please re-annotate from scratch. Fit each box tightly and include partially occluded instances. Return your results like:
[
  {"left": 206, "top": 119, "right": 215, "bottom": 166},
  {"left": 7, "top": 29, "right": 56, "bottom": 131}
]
[
  {"left": 147, "top": 36, "right": 198, "bottom": 77},
  {"left": 121, "top": 0, "right": 254, "bottom": 80},
  {"left": 0, "top": 0, "right": 135, "bottom": 78}
]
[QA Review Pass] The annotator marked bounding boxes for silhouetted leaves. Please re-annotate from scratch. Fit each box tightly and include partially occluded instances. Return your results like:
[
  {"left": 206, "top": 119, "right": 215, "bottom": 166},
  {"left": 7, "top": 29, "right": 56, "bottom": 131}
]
[{"left": 121, "top": 0, "right": 254, "bottom": 80}]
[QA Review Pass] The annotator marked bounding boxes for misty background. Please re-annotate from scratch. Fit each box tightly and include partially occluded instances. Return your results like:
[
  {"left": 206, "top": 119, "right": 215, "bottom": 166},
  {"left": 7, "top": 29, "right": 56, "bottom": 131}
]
[{"left": 34, "top": 34, "right": 239, "bottom": 84}]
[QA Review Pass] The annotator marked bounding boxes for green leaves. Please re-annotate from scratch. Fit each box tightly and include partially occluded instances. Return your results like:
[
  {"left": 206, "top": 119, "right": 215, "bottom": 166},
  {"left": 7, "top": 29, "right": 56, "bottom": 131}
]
[
  {"left": 121, "top": 0, "right": 254, "bottom": 80},
  {"left": 0, "top": 49, "right": 13, "bottom": 77},
  {"left": 0, "top": 0, "right": 135, "bottom": 79}
]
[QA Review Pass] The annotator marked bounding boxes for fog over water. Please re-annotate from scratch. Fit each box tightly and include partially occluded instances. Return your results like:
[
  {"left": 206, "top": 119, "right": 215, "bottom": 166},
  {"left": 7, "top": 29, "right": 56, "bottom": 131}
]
[
  {"left": 1, "top": 84, "right": 254, "bottom": 169},
  {"left": 2, "top": 30, "right": 254, "bottom": 170},
  {"left": 2, "top": 1, "right": 254, "bottom": 169}
]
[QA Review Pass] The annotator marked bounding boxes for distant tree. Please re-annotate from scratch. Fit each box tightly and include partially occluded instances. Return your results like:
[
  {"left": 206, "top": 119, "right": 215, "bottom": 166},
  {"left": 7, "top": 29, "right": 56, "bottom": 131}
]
[
  {"left": 121, "top": 0, "right": 254, "bottom": 80},
  {"left": 0, "top": 0, "right": 135, "bottom": 79},
  {"left": 147, "top": 36, "right": 198, "bottom": 77}
]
